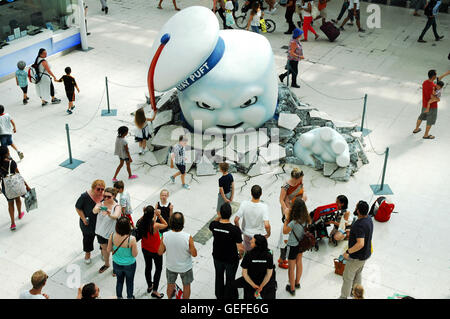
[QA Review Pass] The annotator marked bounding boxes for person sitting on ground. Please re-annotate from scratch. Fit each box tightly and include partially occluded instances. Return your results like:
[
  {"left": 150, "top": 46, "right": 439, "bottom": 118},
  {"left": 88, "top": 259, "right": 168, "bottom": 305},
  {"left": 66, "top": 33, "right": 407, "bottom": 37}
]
[
  {"left": 19, "top": 270, "right": 49, "bottom": 299},
  {"left": 328, "top": 195, "right": 351, "bottom": 245}
]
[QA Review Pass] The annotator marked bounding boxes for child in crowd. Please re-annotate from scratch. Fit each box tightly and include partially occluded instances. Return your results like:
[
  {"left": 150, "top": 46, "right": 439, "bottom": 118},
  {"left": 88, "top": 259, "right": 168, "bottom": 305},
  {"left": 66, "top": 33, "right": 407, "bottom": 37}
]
[
  {"left": 170, "top": 135, "right": 190, "bottom": 189},
  {"left": 113, "top": 180, "right": 134, "bottom": 228},
  {"left": 56, "top": 67, "right": 80, "bottom": 115},
  {"left": 352, "top": 284, "right": 364, "bottom": 299},
  {"left": 155, "top": 189, "right": 173, "bottom": 234},
  {"left": 15, "top": 61, "right": 29, "bottom": 105},
  {"left": 426, "top": 80, "right": 444, "bottom": 111},
  {"left": 217, "top": 162, "right": 234, "bottom": 214},
  {"left": 134, "top": 107, "right": 156, "bottom": 155},
  {"left": 0, "top": 105, "right": 24, "bottom": 160},
  {"left": 113, "top": 126, "right": 138, "bottom": 182}
]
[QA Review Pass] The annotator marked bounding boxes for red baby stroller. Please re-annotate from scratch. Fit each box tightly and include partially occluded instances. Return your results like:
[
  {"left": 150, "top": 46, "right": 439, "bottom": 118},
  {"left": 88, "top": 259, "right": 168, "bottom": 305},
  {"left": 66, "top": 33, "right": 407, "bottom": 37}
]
[{"left": 309, "top": 203, "right": 339, "bottom": 251}]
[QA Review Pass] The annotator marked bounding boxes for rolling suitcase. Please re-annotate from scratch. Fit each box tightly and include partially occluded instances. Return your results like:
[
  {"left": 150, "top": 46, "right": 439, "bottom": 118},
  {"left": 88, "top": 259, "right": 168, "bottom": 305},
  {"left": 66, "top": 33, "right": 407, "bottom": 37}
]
[{"left": 320, "top": 21, "right": 340, "bottom": 42}]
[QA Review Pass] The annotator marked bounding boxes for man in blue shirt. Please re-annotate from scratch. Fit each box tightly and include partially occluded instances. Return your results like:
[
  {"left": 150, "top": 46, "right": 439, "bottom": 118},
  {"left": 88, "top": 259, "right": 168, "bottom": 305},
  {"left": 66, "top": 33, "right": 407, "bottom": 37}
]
[
  {"left": 418, "top": 0, "right": 444, "bottom": 43},
  {"left": 339, "top": 200, "right": 373, "bottom": 299}
]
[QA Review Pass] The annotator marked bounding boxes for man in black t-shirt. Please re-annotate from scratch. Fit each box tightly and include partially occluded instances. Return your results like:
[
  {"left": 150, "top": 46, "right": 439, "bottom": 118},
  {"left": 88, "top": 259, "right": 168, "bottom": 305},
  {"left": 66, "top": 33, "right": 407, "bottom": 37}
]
[
  {"left": 339, "top": 200, "right": 373, "bottom": 299},
  {"left": 209, "top": 203, "right": 244, "bottom": 299}
]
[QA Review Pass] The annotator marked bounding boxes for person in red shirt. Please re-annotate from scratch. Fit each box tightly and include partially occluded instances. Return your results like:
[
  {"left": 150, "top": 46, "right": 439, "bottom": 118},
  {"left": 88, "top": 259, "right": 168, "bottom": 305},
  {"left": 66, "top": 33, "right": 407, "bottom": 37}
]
[{"left": 413, "top": 69, "right": 449, "bottom": 139}]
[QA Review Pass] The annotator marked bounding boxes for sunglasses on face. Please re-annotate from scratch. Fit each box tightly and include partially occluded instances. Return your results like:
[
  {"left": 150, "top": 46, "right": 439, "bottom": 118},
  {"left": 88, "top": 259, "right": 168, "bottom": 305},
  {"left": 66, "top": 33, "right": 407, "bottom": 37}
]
[
  {"left": 96, "top": 188, "right": 105, "bottom": 192},
  {"left": 104, "top": 195, "right": 113, "bottom": 199}
]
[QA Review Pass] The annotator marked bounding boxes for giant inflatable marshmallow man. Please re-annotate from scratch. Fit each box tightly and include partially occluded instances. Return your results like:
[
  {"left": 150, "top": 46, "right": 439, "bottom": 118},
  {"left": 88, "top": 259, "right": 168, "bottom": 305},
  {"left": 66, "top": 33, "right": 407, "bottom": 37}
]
[{"left": 147, "top": 6, "right": 278, "bottom": 134}]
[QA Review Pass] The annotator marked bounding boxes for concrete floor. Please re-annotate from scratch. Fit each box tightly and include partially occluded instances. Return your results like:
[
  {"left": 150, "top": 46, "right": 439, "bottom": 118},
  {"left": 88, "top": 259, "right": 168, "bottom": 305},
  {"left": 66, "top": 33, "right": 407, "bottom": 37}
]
[{"left": 0, "top": 0, "right": 449, "bottom": 299}]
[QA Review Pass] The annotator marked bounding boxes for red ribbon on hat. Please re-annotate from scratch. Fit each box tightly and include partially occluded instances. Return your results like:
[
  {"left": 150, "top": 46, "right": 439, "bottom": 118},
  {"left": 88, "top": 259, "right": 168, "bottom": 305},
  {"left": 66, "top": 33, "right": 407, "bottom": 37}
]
[{"left": 147, "top": 34, "right": 171, "bottom": 113}]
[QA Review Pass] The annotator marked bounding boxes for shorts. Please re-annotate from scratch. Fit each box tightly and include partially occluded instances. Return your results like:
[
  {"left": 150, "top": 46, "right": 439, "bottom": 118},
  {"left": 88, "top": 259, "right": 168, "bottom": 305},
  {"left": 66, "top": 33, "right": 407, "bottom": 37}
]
[
  {"left": 66, "top": 90, "right": 75, "bottom": 102},
  {"left": 286, "top": 244, "right": 300, "bottom": 260},
  {"left": 20, "top": 86, "right": 28, "bottom": 94},
  {"left": 96, "top": 234, "right": 109, "bottom": 245},
  {"left": 119, "top": 157, "right": 130, "bottom": 162},
  {"left": 0, "top": 135, "right": 13, "bottom": 147},
  {"left": 319, "top": 7, "right": 327, "bottom": 19},
  {"left": 418, "top": 107, "right": 437, "bottom": 126},
  {"left": 216, "top": 192, "right": 231, "bottom": 213},
  {"left": 176, "top": 164, "right": 186, "bottom": 175},
  {"left": 348, "top": 9, "right": 360, "bottom": 20},
  {"left": 166, "top": 268, "right": 194, "bottom": 285}
]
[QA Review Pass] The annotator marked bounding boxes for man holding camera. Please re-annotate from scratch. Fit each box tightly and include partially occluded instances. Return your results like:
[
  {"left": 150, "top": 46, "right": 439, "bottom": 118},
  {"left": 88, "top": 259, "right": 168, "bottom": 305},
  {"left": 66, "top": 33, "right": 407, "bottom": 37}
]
[{"left": 339, "top": 200, "right": 373, "bottom": 299}]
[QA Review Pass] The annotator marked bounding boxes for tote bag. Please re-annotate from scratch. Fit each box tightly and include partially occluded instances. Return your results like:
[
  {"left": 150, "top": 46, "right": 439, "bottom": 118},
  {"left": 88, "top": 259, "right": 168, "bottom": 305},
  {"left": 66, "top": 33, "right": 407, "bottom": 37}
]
[{"left": 2, "top": 161, "right": 27, "bottom": 199}]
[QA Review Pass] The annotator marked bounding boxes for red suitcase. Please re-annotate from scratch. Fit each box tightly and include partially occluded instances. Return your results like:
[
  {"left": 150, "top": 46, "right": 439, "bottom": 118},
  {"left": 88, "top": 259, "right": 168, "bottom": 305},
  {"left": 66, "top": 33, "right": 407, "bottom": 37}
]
[{"left": 320, "top": 21, "right": 340, "bottom": 42}]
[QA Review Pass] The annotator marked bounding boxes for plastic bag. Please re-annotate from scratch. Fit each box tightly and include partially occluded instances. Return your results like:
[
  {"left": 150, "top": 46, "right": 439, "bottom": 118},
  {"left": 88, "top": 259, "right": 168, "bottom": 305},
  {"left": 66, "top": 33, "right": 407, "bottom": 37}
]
[
  {"left": 225, "top": 11, "right": 235, "bottom": 26},
  {"left": 24, "top": 188, "right": 38, "bottom": 212},
  {"left": 260, "top": 18, "right": 267, "bottom": 33}
]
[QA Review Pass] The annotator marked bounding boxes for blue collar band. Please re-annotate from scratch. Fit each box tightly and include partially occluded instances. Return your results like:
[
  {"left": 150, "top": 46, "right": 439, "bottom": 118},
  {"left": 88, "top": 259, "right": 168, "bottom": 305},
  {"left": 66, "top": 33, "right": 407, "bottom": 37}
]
[{"left": 176, "top": 36, "right": 225, "bottom": 91}]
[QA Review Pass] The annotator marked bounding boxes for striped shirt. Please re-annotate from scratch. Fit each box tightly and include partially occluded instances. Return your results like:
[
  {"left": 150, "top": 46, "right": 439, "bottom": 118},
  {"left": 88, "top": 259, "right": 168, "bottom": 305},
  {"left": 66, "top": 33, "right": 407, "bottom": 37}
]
[{"left": 172, "top": 143, "right": 185, "bottom": 166}]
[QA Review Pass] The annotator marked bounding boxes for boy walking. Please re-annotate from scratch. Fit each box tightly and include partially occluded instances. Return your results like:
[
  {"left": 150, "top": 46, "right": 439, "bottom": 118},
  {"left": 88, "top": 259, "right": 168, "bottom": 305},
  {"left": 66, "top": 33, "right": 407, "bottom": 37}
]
[
  {"left": 0, "top": 105, "right": 24, "bottom": 160},
  {"left": 56, "top": 67, "right": 80, "bottom": 115},
  {"left": 170, "top": 135, "right": 190, "bottom": 190},
  {"left": 339, "top": 0, "right": 365, "bottom": 32},
  {"left": 15, "top": 61, "right": 29, "bottom": 105}
]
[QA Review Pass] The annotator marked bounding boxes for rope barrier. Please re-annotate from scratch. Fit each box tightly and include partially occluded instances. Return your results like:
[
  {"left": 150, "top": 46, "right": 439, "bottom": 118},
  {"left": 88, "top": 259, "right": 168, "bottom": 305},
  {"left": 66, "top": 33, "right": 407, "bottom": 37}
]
[
  {"left": 107, "top": 79, "right": 147, "bottom": 89},
  {"left": 299, "top": 78, "right": 366, "bottom": 101},
  {"left": 69, "top": 87, "right": 105, "bottom": 131}
]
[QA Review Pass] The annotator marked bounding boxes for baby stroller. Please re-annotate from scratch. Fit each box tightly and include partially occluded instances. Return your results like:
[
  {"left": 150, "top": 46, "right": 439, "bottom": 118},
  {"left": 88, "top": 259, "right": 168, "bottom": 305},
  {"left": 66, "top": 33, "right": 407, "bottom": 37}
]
[{"left": 309, "top": 203, "right": 339, "bottom": 251}]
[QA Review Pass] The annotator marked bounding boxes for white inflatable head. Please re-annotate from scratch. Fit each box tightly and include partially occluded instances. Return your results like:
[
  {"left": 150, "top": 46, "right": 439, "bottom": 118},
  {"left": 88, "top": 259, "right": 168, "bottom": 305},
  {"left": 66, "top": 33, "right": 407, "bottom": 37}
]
[{"left": 149, "top": 6, "right": 278, "bottom": 133}]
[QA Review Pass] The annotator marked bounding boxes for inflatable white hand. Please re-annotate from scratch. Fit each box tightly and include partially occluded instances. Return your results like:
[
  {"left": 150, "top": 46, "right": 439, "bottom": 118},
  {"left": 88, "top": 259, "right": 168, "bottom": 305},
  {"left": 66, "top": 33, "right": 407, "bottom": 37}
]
[{"left": 293, "top": 127, "right": 350, "bottom": 168}]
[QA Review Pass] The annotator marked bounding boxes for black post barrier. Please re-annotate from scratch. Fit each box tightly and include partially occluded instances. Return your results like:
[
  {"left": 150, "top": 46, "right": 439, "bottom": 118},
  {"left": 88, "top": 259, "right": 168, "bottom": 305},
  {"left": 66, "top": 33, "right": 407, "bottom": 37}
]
[
  {"left": 59, "top": 124, "right": 85, "bottom": 169},
  {"left": 101, "top": 76, "right": 117, "bottom": 116}
]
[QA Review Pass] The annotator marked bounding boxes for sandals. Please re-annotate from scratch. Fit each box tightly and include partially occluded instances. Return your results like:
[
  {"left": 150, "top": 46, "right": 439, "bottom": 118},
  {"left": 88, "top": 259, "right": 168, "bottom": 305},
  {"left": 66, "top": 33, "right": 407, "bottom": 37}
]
[
  {"left": 151, "top": 292, "right": 165, "bottom": 299},
  {"left": 99, "top": 265, "right": 110, "bottom": 273},
  {"left": 412, "top": 128, "right": 421, "bottom": 134},
  {"left": 423, "top": 135, "right": 435, "bottom": 139}
]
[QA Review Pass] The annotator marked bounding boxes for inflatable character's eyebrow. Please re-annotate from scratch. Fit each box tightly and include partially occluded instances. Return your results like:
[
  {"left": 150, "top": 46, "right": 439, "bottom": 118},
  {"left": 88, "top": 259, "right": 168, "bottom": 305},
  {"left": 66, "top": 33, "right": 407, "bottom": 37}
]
[
  {"left": 231, "top": 87, "right": 264, "bottom": 107},
  {"left": 190, "top": 94, "right": 221, "bottom": 109}
]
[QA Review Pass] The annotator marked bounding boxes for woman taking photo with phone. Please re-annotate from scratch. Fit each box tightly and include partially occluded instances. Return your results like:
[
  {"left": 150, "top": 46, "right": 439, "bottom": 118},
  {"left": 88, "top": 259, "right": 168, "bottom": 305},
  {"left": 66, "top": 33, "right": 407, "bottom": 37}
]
[{"left": 93, "top": 187, "right": 121, "bottom": 274}]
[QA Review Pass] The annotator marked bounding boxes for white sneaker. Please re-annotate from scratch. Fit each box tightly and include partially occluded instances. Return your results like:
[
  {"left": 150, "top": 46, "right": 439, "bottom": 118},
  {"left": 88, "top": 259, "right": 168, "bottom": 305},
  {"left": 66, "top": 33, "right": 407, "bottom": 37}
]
[
  {"left": 84, "top": 258, "right": 91, "bottom": 265},
  {"left": 267, "top": 7, "right": 277, "bottom": 14}
]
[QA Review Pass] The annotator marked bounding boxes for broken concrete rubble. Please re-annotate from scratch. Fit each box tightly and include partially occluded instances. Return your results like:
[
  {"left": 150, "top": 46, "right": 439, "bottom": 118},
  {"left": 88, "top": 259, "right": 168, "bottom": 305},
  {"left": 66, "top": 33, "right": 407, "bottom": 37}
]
[{"left": 138, "top": 83, "right": 369, "bottom": 182}]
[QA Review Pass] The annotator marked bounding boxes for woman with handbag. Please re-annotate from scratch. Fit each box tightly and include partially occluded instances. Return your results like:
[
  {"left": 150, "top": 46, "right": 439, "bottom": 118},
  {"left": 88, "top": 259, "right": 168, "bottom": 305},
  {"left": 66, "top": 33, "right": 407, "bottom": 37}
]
[
  {"left": 136, "top": 205, "right": 167, "bottom": 298},
  {"left": 282, "top": 197, "right": 311, "bottom": 296},
  {"left": 0, "top": 146, "right": 30, "bottom": 231},
  {"left": 107, "top": 216, "right": 138, "bottom": 299}
]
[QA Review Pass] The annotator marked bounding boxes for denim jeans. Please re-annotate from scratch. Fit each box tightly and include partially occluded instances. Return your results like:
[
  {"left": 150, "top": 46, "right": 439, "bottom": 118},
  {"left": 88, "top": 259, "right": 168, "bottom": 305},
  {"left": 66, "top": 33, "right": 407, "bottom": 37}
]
[
  {"left": 419, "top": 17, "right": 440, "bottom": 40},
  {"left": 213, "top": 259, "right": 239, "bottom": 299},
  {"left": 113, "top": 261, "right": 136, "bottom": 299},
  {"left": 251, "top": 25, "right": 260, "bottom": 33}
]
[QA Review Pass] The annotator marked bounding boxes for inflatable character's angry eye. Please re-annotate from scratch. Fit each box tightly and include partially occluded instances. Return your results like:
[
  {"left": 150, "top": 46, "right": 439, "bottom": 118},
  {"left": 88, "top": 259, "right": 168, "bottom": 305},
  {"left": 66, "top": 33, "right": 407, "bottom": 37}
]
[
  {"left": 240, "top": 96, "right": 258, "bottom": 108},
  {"left": 196, "top": 101, "right": 216, "bottom": 111}
]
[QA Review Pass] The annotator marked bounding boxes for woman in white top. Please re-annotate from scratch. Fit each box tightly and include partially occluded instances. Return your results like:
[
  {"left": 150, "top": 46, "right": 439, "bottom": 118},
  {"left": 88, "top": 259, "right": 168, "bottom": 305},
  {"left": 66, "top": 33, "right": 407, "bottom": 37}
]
[
  {"left": 34, "top": 48, "right": 61, "bottom": 106},
  {"left": 134, "top": 107, "right": 156, "bottom": 155},
  {"left": 93, "top": 187, "right": 121, "bottom": 274},
  {"left": 246, "top": 1, "right": 264, "bottom": 33}
]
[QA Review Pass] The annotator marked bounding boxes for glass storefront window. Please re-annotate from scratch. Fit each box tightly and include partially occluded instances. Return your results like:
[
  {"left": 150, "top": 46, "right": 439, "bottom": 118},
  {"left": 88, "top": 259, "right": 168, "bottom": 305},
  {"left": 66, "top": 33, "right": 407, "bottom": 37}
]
[{"left": 0, "top": 0, "right": 79, "bottom": 44}]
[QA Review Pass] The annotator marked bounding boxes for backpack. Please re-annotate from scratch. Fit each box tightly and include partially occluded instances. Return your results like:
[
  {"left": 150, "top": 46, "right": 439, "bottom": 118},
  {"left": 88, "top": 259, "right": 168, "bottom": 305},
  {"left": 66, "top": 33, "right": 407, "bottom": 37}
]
[
  {"left": 292, "top": 223, "right": 316, "bottom": 253},
  {"left": 369, "top": 196, "right": 395, "bottom": 222},
  {"left": 28, "top": 59, "right": 44, "bottom": 84}
]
